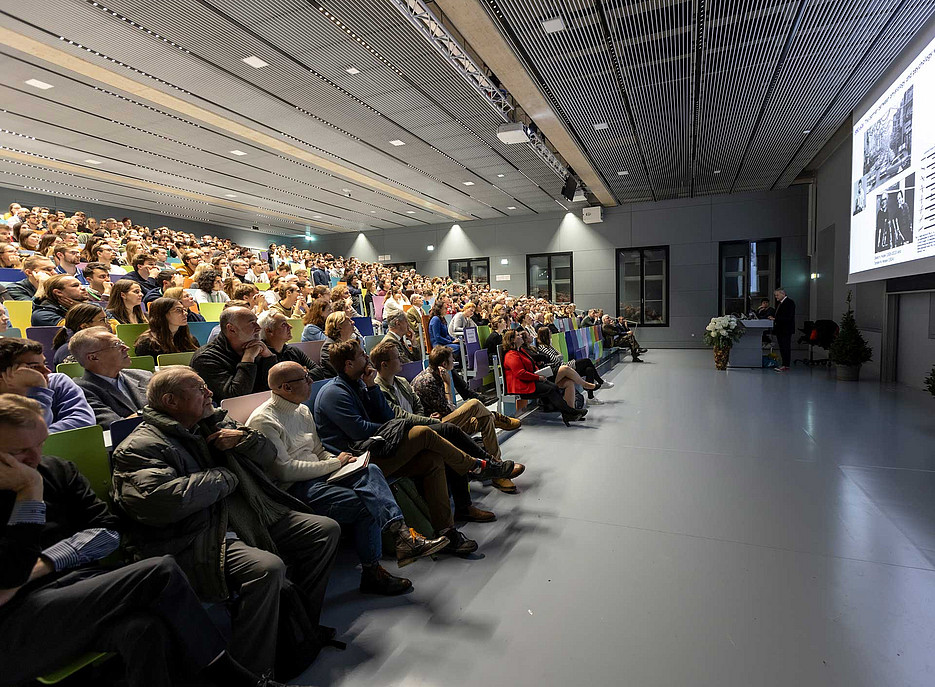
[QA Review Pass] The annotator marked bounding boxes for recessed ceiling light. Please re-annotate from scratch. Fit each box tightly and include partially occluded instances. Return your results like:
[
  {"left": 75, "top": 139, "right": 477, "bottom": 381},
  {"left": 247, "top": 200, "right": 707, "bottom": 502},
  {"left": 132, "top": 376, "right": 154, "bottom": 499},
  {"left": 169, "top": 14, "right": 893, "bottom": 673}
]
[
  {"left": 803, "top": 129, "right": 811, "bottom": 135},
  {"left": 406, "top": 210, "right": 416, "bottom": 214},
  {"left": 501, "top": 258, "right": 509, "bottom": 265},
  {"left": 313, "top": 215, "right": 322, "bottom": 219},
  {"left": 229, "top": 150, "right": 247, "bottom": 156},
  {"left": 242, "top": 55, "right": 268, "bottom": 69},
  {"left": 84, "top": 159, "right": 101, "bottom": 165},
  {"left": 713, "top": 169, "right": 722, "bottom": 174},
  {"left": 463, "top": 181, "right": 475, "bottom": 186},
  {"left": 345, "top": 67, "right": 360, "bottom": 75},
  {"left": 426, "top": 245, "right": 434, "bottom": 251},
  {"left": 25, "top": 78, "right": 53, "bottom": 90},
  {"left": 593, "top": 122, "right": 609, "bottom": 130},
  {"left": 497, "top": 173, "right": 505, "bottom": 178},
  {"left": 507, "top": 206, "right": 516, "bottom": 210},
  {"left": 224, "top": 193, "right": 237, "bottom": 198},
  {"left": 617, "top": 170, "right": 629, "bottom": 176},
  {"left": 370, "top": 210, "right": 377, "bottom": 213},
  {"left": 541, "top": 16, "right": 566, "bottom": 34},
  {"left": 389, "top": 139, "right": 406, "bottom": 146}
]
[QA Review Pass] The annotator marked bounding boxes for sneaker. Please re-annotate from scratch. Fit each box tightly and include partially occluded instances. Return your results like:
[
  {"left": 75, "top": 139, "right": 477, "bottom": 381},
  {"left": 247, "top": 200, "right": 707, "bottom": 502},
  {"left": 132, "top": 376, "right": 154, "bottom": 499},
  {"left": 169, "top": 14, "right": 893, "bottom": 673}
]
[
  {"left": 588, "top": 397, "right": 604, "bottom": 405},
  {"left": 359, "top": 564, "right": 413, "bottom": 595},
  {"left": 474, "top": 459, "right": 515, "bottom": 481},
  {"left": 600, "top": 381, "right": 615, "bottom": 389},
  {"left": 492, "top": 411, "right": 522, "bottom": 431},
  {"left": 454, "top": 504, "right": 497, "bottom": 521},
  {"left": 439, "top": 527, "right": 479, "bottom": 556},
  {"left": 395, "top": 527, "right": 449, "bottom": 567}
]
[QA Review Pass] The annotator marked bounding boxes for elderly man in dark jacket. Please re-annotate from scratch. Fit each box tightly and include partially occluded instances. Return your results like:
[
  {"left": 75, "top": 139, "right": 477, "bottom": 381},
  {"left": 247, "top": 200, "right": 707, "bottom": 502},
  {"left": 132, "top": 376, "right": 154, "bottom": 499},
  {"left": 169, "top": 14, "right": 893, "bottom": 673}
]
[
  {"left": 190, "top": 306, "right": 278, "bottom": 402},
  {"left": 112, "top": 366, "right": 340, "bottom": 677}
]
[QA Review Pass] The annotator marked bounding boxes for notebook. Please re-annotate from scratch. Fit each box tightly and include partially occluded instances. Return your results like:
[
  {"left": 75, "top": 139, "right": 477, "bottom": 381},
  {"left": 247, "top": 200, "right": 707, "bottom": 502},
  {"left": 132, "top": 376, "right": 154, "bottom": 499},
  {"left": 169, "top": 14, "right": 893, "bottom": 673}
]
[{"left": 326, "top": 451, "right": 371, "bottom": 484}]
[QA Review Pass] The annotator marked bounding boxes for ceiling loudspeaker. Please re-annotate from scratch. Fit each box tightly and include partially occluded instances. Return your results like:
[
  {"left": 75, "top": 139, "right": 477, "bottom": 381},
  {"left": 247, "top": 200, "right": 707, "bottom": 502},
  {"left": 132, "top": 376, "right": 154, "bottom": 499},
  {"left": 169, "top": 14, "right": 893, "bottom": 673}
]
[
  {"left": 582, "top": 206, "right": 602, "bottom": 224},
  {"left": 497, "top": 122, "right": 530, "bottom": 144},
  {"left": 561, "top": 176, "right": 577, "bottom": 201}
]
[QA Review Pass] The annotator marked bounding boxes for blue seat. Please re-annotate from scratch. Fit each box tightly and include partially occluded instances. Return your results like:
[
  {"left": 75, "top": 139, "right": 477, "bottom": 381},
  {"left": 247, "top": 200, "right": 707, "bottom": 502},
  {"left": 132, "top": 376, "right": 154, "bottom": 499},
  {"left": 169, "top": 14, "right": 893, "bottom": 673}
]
[
  {"left": 352, "top": 317, "right": 374, "bottom": 336},
  {"left": 109, "top": 415, "right": 144, "bottom": 450},
  {"left": 0, "top": 267, "right": 26, "bottom": 282},
  {"left": 400, "top": 360, "right": 424, "bottom": 382},
  {"left": 187, "top": 321, "right": 217, "bottom": 347},
  {"left": 304, "top": 378, "right": 332, "bottom": 412}
]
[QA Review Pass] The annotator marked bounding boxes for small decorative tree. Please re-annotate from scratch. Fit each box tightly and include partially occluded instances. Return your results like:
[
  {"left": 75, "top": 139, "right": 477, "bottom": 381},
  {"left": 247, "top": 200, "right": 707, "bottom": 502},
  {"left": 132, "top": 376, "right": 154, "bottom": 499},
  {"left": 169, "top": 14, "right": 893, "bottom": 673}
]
[
  {"left": 925, "top": 365, "right": 935, "bottom": 398},
  {"left": 829, "top": 291, "right": 872, "bottom": 380}
]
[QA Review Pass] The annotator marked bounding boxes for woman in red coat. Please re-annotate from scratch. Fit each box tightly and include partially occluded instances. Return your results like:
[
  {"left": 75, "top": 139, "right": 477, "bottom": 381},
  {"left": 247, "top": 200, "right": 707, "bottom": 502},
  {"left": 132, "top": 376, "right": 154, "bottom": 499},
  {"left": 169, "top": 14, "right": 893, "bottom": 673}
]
[{"left": 502, "top": 330, "right": 586, "bottom": 426}]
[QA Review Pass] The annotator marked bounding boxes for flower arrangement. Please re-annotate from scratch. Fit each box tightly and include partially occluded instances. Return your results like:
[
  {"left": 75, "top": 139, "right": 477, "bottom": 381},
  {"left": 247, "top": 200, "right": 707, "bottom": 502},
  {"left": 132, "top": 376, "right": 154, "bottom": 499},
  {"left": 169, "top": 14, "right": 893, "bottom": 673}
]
[{"left": 703, "top": 315, "right": 744, "bottom": 349}]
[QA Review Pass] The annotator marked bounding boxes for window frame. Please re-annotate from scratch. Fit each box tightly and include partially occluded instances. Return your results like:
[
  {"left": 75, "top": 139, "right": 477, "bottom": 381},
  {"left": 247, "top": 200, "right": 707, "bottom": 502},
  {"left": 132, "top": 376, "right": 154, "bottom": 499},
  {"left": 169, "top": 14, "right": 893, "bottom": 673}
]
[
  {"left": 717, "top": 238, "right": 783, "bottom": 316},
  {"left": 447, "top": 256, "right": 490, "bottom": 285},
  {"left": 614, "top": 245, "right": 670, "bottom": 327},
  {"left": 525, "top": 251, "right": 574, "bottom": 304}
]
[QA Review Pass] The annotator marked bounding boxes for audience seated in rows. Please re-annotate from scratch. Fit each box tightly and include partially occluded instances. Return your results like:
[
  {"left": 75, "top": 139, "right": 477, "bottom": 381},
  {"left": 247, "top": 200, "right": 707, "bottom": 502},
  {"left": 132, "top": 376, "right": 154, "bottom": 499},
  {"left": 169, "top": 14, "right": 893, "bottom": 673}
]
[
  {"left": 133, "top": 297, "right": 201, "bottom": 359},
  {"left": 535, "top": 326, "right": 612, "bottom": 404},
  {"left": 70, "top": 327, "right": 151, "bottom": 429},
  {"left": 313, "top": 339, "right": 514, "bottom": 554},
  {"left": 112, "top": 367, "right": 340, "bottom": 677},
  {"left": 245, "top": 361, "right": 448, "bottom": 595},
  {"left": 0, "top": 337, "right": 95, "bottom": 432}
]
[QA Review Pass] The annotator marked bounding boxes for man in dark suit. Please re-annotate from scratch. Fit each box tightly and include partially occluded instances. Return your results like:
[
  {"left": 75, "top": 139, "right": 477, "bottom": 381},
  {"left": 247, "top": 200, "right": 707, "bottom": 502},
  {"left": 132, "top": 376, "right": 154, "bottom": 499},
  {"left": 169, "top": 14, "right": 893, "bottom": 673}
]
[
  {"left": 382, "top": 312, "right": 421, "bottom": 362},
  {"left": 69, "top": 327, "right": 152, "bottom": 429},
  {"left": 769, "top": 288, "right": 796, "bottom": 372}
]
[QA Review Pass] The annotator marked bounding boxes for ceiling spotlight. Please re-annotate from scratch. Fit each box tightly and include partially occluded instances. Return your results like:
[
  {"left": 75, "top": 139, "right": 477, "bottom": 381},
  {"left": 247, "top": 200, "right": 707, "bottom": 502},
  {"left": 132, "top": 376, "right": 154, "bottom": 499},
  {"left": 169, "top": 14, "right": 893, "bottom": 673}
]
[
  {"left": 803, "top": 129, "right": 811, "bottom": 135},
  {"left": 497, "top": 173, "right": 505, "bottom": 178},
  {"left": 84, "top": 159, "right": 102, "bottom": 165},
  {"left": 242, "top": 55, "right": 268, "bottom": 68},
  {"left": 541, "top": 16, "right": 566, "bottom": 34},
  {"left": 229, "top": 150, "right": 247, "bottom": 156},
  {"left": 25, "top": 78, "right": 54, "bottom": 90},
  {"left": 507, "top": 206, "right": 516, "bottom": 210},
  {"left": 426, "top": 245, "right": 434, "bottom": 251},
  {"left": 406, "top": 210, "right": 416, "bottom": 214},
  {"left": 224, "top": 193, "right": 237, "bottom": 198},
  {"left": 345, "top": 67, "right": 360, "bottom": 74},
  {"left": 617, "top": 170, "right": 629, "bottom": 176},
  {"left": 389, "top": 139, "right": 406, "bottom": 146},
  {"left": 713, "top": 169, "right": 722, "bottom": 174},
  {"left": 593, "top": 122, "right": 609, "bottom": 131},
  {"left": 463, "top": 181, "right": 475, "bottom": 186},
  {"left": 501, "top": 258, "right": 509, "bottom": 265}
]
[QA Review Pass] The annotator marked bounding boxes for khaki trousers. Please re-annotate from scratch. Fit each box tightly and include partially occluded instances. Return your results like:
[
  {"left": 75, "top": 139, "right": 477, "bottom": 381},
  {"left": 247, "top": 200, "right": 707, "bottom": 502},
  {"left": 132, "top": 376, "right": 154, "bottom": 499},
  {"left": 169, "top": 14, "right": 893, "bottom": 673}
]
[{"left": 442, "top": 398, "right": 500, "bottom": 460}]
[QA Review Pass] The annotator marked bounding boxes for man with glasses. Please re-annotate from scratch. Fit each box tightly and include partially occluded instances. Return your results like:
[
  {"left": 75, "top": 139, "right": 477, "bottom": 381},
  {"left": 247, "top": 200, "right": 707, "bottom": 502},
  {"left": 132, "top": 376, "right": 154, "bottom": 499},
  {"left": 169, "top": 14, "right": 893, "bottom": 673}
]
[
  {"left": 0, "top": 337, "right": 95, "bottom": 433},
  {"left": 51, "top": 245, "right": 87, "bottom": 285},
  {"left": 112, "top": 367, "right": 341, "bottom": 677},
  {"left": 191, "top": 306, "right": 277, "bottom": 402},
  {"left": 257, "top": 310, "right": 329, "bottom": 379},
  {"left": 94, "top": 243, "right": 125, "bottom": 275},
  {"left": 70, "top": 329, "right": 152, "bottom": 429}
]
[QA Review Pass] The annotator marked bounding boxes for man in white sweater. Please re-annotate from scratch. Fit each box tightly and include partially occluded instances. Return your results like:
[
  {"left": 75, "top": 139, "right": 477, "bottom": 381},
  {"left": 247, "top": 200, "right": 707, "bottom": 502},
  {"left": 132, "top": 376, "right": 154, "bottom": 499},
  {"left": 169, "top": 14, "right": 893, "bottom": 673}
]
[{"left": 246, "top": 361, "right": 448, "bottom": 596}]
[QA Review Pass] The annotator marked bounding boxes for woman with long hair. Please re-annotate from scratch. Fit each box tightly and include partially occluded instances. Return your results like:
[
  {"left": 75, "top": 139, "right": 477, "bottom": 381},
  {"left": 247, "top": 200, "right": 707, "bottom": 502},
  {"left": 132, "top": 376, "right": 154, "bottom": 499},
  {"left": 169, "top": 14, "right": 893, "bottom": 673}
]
[
  {"left": 107, "top": 280, "right": 148, "bottom": 324},
  {"left": 81, "top": 235, "right": 102, "bottom": 263},
  {"left": 37, "top": 233, "right": 62, "bottom": 257},
  {"left": 301, "top": 298, "right": 332, "bottom": 341},
  {"left": 191, "top": 269, "right": 230, "bottom": 304},
  {"left": 51, "top": 304, "right": 111, "bottom": 366},
  {"left": 163, "top": 286, "right": 206, "bottom": 322},
  {"left": 502, "top": 329, "right": 586, "bottom": 426},
  {"left": 133, "top": 297, "right": 200, "bottom": 358},
  {"left": 319, "top": 311, "right": 354, "bottom": 377},
  {"left": 18, "top": 229, "right": 40, "bottom": 252},
  {"left": 534, "top": 326, "right": 603, "bottom": 404}
]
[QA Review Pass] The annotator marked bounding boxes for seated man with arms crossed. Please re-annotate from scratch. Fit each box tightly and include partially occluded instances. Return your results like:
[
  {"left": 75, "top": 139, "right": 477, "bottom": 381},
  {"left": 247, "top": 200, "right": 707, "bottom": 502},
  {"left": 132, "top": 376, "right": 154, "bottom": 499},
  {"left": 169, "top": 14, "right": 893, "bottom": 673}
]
[
  {"left": 112, "top": 367, "right": 340, "bottom": 678},
  {"left": 314, "top": 340, "right": 515, "bottom": 556},
  {"left": 0, "top": 337, "right": 95, "bottom": 433},
  {"left": 372, "top": 341, "right": 524, "bottom": 499},
  {"left": 0, "top": 394, "right": 287, "bottom": 687},
  {"left": 246, "top": 362, "right": 448, "bottom": 595},
  {"left": 70, "top": 328, "right": 152, "bottom": 430}
]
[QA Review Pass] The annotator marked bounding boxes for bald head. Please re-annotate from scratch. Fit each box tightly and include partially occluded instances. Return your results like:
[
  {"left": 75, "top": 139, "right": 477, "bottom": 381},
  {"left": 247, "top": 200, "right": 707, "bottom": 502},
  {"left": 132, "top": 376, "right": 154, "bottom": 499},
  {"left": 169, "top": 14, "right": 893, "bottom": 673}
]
[
  {"left": 268, "top": 360, "right": 311, "bottom": 403},
  {"left": 269, "top": 361, "right": 304, "bottom": 388},
  {"left": 220, "top": 306, "right": 260, "bottom": 351}
]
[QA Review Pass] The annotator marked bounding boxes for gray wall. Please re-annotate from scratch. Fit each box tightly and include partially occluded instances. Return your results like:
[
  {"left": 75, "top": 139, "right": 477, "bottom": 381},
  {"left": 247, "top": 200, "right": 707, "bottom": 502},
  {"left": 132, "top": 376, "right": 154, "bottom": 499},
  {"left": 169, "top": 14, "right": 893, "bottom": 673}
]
[
  {"left": 1, "top": 188, "right": 289, "bottom": 250},
  {"left": 896, "top": 293, "right": 935, "bottom": 390},
  {"left": 292, "top": 186, "right": 810, "bottom": 348}
]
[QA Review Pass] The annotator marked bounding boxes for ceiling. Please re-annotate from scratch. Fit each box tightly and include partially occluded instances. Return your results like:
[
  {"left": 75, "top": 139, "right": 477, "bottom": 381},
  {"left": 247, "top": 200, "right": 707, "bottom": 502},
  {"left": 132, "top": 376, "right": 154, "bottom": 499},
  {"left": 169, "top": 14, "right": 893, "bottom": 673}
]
[{"left": 0, "top": 0, "right": 933, "bottom": 237}]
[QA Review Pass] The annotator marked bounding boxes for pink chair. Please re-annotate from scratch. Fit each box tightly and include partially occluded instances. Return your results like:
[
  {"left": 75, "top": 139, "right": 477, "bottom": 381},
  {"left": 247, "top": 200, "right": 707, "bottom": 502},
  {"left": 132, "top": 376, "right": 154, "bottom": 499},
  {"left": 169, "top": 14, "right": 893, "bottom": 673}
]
[
  {"left": 220, "top": 391, "right": 271, "bottom": 424},
  {"left": 291, "top": 340, "right": 325, "bottom": 364}
]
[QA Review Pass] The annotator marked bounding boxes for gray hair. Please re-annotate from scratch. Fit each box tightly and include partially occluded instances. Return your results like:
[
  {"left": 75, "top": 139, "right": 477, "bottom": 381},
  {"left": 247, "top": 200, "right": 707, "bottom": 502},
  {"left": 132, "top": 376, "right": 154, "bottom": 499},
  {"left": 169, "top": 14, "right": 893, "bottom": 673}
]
[
  {"left": 257, "top": 310, "right": 281, "bottom": 339},
  {"left": 147, "top": 367, "right": 198, "bottom": 410},
  {"left": 385, "top": 312, "right": 407, "bottom": 330},
  {"left": 68, "top": 327, "right": 111, "bottom": 366}
]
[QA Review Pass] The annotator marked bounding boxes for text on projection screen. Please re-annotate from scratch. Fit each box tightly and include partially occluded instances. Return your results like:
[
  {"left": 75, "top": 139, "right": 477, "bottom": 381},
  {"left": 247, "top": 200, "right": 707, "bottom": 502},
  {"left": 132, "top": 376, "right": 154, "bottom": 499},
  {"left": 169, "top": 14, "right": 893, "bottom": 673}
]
[{"left": 850, "top": 34, "right": 935, "bottom": 283}]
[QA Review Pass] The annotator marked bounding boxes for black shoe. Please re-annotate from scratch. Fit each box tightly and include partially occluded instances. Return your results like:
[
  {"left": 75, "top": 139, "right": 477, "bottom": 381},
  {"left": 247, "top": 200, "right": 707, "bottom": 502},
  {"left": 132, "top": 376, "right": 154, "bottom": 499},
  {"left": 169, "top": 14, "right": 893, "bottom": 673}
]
[
  {"left": 439, "top": 527, "right": 478, "bottom": 556},
  {"left": 632, "top": 357, "right": 644, "bottom": 363},
  {"left": 638, "top": 348, "right": 648, "bottom": 354},
  {"left": 360, "top": 564, "right": 413, "bottom": 595},
  {"left": 474, "top": 459, "right": 515, "bottom": 481},
  {"left": 562, "top": 409, "right": 586, "bottom": 426}
]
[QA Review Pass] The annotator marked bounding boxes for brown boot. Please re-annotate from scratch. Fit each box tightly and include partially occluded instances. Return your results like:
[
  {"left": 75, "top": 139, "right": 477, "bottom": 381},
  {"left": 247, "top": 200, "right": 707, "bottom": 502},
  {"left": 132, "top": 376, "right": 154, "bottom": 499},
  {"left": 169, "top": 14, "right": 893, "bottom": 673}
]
[
  {"left": 493, "top": 412, "right": 521, "bottom": 431},
  {"left": 491, "top": 477, "right": 518, "bottom": 494},
  {"left": 395, "top": 527, "right": 449, "bottom": 567},
  {"left": 454, "top": 505, "right": 497, "bottom": 522}
]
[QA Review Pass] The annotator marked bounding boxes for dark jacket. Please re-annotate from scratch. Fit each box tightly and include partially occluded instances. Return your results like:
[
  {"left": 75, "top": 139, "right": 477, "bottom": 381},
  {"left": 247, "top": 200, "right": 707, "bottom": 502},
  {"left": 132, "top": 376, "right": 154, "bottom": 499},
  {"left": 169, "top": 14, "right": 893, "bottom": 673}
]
[
  {"left": 313, "top": 374, "right": 394, "bottom": 454},
  {"left": 382, "top": 330, "right": 420, "bottom": 363},
  {"left": 5, "top": 278, "right": 37, "bottom": 301},
  {"left": 1, "top": 456, "right": 119, "bottom": 589},
  {"left": 190, "top": 333, "right": 278, "bottom": 402},
  {"left": 485, "top": 331, "right": 503, "bottom": 361},
  {"left": 773, "top": 297, "right": 796, "bottom": 337},
  {"left": 75, "top": 368, "right": 153, "bottom": 429},
  {"left": 267, "top": 342, "right": 330, "bottom": 381},
  {"left": 111, "top": 406, "right": 307, "bottom": 601},
  {"left": 30, "top": 299, "right": 68, "bottom": 327},
  {"left": 312, "top": 268, "right": 329, "bottom": 286},
  {"left": 120, "top": 270, "right": 158, "bottom": 294}
]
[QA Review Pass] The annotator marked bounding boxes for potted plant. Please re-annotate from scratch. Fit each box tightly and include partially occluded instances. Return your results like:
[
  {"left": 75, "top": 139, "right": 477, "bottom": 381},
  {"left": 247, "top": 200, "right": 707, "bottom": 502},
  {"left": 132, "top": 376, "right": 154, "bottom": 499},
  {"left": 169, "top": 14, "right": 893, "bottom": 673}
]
[
  {"left": 925, "top": 365, "right": 935, "bottom": 398},
  {"left": 828, "top": 291, "right": 872, "bottom": 381},
  {"left": 703, "top": 315, "right": 744, "bottom": 370}
]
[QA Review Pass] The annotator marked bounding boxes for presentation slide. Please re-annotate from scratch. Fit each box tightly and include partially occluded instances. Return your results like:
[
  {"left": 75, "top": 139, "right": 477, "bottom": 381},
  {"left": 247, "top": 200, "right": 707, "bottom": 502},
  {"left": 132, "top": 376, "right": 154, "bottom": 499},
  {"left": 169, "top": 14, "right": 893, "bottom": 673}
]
[{"left": 850, "top": 34, "right": 935, "bottom": 282}]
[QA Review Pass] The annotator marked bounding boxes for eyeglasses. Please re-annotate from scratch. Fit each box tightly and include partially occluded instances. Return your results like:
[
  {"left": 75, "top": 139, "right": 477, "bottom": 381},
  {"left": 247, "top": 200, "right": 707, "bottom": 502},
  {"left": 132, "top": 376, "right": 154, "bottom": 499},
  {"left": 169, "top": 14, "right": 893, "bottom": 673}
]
[
  {"left": 279, "top": 371, "right": 312, "bottom": 387},
  {"left": 181, "top": 383, "right": 210, "bottom": 395},
  {"left": 87, "top": 340, "right": 127, "bottom": 354}
]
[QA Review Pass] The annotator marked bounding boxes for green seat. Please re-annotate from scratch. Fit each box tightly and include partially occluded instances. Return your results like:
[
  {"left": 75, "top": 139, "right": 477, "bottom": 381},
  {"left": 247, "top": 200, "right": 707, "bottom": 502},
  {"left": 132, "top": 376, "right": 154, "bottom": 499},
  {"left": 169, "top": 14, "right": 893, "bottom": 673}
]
[
  {"left": 42, "top": 425, "right": 111, "bottom": 502},
  {"left": 476, "top": 325, "right": 490, "bottom": 347},
  {"left": 156, "top": 351, "right": 195, "bottom": 367},
  {"left": 287, "top": 318, "right": 303, "bottom": 343},
  {"left": 37, "top": 651, "right": 113, "bottom": 684},
  {"left": 254, "top": 282, "right": 270, "bottom": 291},
  {"left": 363, "top": 334, "right": 383, "bottom": 353},
  {"left": 0, "top": 327, "right": 22, "bottom": 338},
  {"left": 56, "top": 356, "right": 155, "bottom": 379},
  {"left": 114, "top": 323, "right": 150, "bottom": 356},
  {"left": 198, "top": 302, "right": 224, "bottom": 322}
]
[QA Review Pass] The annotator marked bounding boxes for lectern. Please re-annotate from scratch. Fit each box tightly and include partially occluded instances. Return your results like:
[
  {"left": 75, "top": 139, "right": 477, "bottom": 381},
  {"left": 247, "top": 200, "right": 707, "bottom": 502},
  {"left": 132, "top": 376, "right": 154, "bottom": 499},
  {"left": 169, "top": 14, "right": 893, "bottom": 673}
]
[{"left": 729, "top": 320, "right": 772, "bottom": 368}]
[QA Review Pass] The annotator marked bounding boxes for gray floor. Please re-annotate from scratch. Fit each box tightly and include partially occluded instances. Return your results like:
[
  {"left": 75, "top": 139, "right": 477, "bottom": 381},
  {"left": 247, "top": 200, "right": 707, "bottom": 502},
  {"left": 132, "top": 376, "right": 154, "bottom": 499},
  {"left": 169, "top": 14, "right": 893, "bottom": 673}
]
[{"left": 302, "top": 350, "right": 935, "bottom": 687}]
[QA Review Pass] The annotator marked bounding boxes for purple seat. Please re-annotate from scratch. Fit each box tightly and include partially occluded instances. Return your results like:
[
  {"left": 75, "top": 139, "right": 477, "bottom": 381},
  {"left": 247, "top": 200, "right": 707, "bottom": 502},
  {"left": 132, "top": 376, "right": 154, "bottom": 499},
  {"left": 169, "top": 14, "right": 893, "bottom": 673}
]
[
  {"left": 400, "top": 360, "right": 423, "bottom": 382},
  {"left": 469, "top": 349, "right": 489, "bottom": 392},
  {"left": 25, "top": 326, "right": 63, "bottom": 366}
]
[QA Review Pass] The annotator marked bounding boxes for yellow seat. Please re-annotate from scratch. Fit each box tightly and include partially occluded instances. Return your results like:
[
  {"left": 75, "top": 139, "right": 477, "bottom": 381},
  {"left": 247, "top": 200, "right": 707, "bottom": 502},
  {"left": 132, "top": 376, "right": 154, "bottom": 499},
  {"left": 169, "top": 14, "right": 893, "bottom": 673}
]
[
  {"left": 198, "top": 302, "right": 225, "bottom": 322},
  {"left": 287, "top": 318, "right": 303, "bottom": 343},
  {"left": 5, "top": 299, "right": 32, "bottom": 331},
  {"left": 156, "top": 351, "right": 195, "bottom": 367}
]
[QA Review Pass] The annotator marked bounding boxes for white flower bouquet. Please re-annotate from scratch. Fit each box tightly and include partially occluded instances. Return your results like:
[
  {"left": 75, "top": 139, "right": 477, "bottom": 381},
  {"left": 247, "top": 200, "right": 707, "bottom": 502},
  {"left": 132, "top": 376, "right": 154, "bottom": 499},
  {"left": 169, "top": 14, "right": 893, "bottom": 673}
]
[{"left": 703, "top": 315, "right": 744, "bottom": 349}]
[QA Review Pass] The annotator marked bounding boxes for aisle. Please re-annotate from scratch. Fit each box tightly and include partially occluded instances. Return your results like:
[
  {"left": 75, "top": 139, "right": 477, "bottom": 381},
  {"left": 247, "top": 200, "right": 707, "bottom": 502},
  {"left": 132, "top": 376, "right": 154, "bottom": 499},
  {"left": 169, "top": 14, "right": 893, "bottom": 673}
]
[{"left": 304, "top": 350, "right": 935, "bottom": 687}]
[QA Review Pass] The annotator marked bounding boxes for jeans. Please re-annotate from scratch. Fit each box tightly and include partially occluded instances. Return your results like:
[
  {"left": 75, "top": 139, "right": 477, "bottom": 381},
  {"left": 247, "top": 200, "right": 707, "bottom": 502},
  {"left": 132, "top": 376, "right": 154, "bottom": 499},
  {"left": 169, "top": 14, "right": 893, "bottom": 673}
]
[{"left": 290, "top": 464, "right": 403, "bottom": 566}]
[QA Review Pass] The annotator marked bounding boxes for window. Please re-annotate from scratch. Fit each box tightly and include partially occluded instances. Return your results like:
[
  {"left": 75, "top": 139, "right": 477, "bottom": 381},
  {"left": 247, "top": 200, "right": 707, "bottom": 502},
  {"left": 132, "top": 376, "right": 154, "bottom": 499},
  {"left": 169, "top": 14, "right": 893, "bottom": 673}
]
[
  {"left": 718, "top": 239, "right": 781, "bottom": 316},
  {"left": 526, "top": 252, "right": 573, "bottom": 303},
  {"left": 448, "top": 257, "right": 489, "bottom": 284},
  {"left": 615, "top": 246, "right": 669, "bottom": 325}
]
